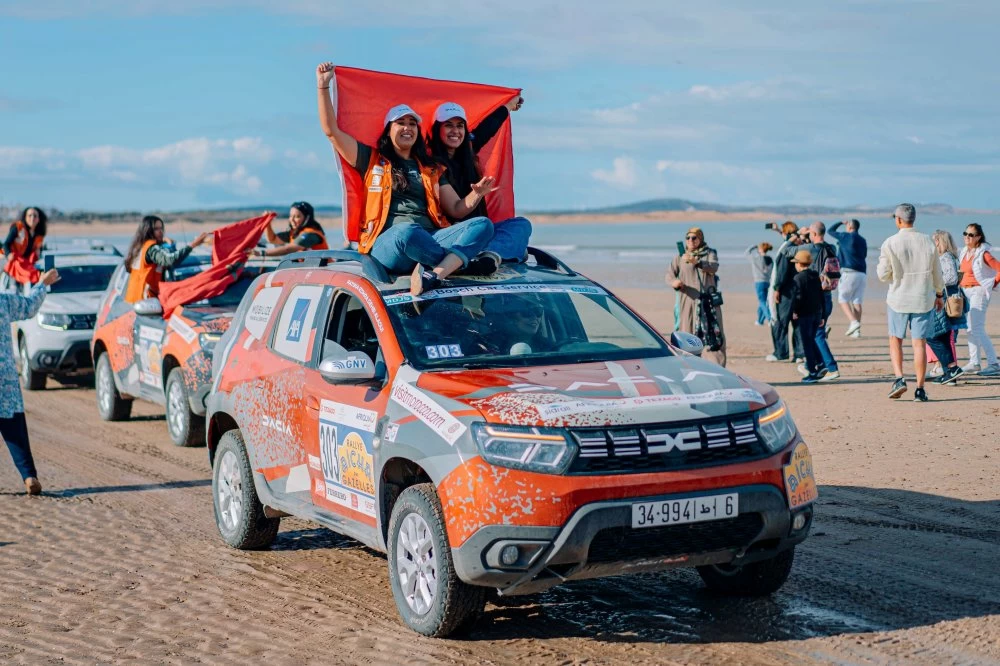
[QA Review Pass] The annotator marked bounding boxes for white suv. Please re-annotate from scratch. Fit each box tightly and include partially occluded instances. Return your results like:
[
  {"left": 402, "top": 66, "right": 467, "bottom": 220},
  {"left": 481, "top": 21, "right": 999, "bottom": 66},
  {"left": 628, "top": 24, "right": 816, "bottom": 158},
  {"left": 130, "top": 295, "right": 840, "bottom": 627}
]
[{"left": 12, "top": 249, "right": 120, "bottom": 390}]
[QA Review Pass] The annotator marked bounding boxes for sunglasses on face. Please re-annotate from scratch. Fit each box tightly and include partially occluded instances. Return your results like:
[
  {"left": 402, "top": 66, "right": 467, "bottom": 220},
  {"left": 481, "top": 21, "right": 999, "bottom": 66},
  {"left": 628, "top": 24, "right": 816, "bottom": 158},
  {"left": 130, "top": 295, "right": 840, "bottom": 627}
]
[
  {"left": 515, "top": 310, "right": 543, "bottom": 319},
  {"left": 685, "top": 235, "right": 700, "bottom": 241},
  {"left": 963, "top": 232, "right": 980, "bottom": 237}
]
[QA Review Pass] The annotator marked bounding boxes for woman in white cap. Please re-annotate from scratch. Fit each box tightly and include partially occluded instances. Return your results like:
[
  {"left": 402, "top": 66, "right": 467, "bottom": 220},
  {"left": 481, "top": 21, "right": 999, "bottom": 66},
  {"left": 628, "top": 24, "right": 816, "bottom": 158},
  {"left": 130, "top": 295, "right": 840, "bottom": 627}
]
[
  {"left": 316, "top": 62, "right": 495, "bottom": 295},
  {"left": 428, "top": 98, "right": 532, "bottom": 275}
]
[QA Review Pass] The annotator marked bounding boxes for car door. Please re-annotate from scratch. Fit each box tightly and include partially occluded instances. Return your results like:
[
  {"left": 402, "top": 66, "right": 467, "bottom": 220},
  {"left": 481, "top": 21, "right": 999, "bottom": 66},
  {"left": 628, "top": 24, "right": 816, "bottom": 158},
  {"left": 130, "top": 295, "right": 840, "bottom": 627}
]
[
  {"left": 303, "top": 283, "right": 392, "bottom": 536},
  {"left": 133, "top": 313, "right": 168, "bottom": 402}
]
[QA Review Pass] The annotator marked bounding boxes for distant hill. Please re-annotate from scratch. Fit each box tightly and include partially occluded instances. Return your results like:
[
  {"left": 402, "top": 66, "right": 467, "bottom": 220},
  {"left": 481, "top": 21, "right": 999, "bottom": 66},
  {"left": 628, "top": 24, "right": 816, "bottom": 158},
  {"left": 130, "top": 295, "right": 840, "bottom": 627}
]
[{"left": 531, "top": 198, "right": 959, "bottom": 217}]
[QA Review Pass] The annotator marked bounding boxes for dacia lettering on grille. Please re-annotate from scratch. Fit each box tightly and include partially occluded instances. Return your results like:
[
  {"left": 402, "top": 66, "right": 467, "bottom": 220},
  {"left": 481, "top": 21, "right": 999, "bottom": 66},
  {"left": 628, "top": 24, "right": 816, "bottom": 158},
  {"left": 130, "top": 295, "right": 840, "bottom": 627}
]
[{"left": 573, "top": 419, "right": 757, "bottom": 458}]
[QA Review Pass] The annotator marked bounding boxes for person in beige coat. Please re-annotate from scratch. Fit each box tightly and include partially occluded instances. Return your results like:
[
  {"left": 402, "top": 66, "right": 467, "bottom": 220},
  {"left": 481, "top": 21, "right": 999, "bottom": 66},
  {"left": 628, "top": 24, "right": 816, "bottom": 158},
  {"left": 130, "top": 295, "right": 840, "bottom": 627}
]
[{"left": 668, "top": 227, "right": 726, "bottom": 366}]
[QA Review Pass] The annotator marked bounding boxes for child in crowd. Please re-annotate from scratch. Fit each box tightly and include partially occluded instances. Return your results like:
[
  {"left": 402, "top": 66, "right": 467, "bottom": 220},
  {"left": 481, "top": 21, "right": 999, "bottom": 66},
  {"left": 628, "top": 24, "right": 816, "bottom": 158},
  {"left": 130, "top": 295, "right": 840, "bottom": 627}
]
[{"left": 790, "top": 249, "right": 826, "bottom": 383}]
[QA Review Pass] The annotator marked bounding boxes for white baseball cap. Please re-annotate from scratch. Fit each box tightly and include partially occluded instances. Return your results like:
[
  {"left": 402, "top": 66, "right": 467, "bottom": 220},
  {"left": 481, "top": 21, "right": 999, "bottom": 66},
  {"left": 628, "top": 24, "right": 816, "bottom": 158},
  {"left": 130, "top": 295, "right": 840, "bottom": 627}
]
[
  {"left": 434, "top": 102, "right": 467, "bottom": 123},
  {"left": 383, "top": 104, "right": 422, "bottom": 126}
]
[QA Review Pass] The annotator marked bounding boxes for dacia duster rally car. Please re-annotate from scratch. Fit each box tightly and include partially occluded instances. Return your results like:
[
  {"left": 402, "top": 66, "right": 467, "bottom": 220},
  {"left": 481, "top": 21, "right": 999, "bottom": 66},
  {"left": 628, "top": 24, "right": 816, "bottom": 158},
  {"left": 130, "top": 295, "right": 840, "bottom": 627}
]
[
  {"left": 91, "top": 259, "right": 275, "bottom": 446},
  {"left": 206, "top": 249, "right": 817, "bottom": 637}
]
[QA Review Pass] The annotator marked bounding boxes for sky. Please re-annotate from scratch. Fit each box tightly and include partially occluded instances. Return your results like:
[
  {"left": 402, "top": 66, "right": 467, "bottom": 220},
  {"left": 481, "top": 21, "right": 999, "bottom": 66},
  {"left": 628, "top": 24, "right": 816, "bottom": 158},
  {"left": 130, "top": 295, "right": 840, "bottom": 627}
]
[{"left": 1, "top": 1, "right": 999, "bottom": 213}]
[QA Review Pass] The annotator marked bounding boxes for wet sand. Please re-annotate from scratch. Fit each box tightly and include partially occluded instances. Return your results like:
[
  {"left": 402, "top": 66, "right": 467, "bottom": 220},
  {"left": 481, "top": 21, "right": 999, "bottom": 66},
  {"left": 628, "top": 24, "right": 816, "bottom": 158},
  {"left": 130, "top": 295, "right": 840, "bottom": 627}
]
[{"left": 2, "top": 280, "right": 999, "bottom": 664}]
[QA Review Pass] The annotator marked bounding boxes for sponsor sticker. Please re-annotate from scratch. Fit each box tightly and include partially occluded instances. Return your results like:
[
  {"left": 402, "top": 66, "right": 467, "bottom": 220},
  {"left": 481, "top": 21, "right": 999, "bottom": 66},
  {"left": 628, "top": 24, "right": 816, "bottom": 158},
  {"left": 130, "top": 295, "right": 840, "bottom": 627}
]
[
  {"left": 383, "top": 423, "right": 399, "bottom": 443},
  {"left": 308, "top": 454, "right": 321, "bottom": 471},
  {"left": 784, "top": 443, "right": 819, "bottom": 509},
  {"left": 345, "top": 279, "right": 385, "bottom": 333},
  {"left": 136, "top": 325, "right": 164, "bottom": 386},
  {"left": 318, "top": 400, "right": 378, "bottom": 517},
  {"left": 245, "top": 286, "right": 282, "bottom": 340},
  {"left": 533, "top": 388, "right": 766, "bottom": 420},
  {"left": 284, "top": 298, "right": 310, "bottom": 343},
  {"left": 390, "top": 380, "right": 467, "bottom": 445},
  {"left": 384, "top": 283, "right": 609, "bottom": 306},
  {"left": 169, "top": 317, "right": 197, "bottom": 344}
]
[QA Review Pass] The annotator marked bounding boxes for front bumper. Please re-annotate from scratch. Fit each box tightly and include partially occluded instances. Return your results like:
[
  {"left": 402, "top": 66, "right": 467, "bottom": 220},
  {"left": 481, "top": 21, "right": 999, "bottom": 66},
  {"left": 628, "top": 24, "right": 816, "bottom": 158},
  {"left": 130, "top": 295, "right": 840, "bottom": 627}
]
[
  {"left": 29, "top": 340, "right": 94, "bottom": 374},
  {"left": 451, "top": 483, "right": 812, "bottom": 595}
]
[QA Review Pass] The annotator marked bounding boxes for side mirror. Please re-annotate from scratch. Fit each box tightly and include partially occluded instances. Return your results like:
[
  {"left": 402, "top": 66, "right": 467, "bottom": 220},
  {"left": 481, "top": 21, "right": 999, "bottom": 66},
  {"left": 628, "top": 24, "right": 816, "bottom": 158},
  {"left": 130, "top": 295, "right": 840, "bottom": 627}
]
[
  {"left": 670, "top": 331, "right": 704, "bottom": 356},
  {"left": 134, "top": 298, "right": 164, "bottom": 317},
  {"left": 319, "top": 351, "right": 376, "bottom": 384}
]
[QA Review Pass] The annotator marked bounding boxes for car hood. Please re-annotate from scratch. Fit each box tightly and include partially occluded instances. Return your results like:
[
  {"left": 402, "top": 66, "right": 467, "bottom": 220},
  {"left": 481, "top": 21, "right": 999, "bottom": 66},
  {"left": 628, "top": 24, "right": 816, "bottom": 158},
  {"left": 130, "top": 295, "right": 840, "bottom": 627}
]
[
  {"left": 418, "top": 355, "right": 777, "bottom": 427},
  {"left": 173, "top": 305, "right": 236, "bottom": 333},
  {"left": 39, "top": 290, "right": 105, "bottom": 314}
]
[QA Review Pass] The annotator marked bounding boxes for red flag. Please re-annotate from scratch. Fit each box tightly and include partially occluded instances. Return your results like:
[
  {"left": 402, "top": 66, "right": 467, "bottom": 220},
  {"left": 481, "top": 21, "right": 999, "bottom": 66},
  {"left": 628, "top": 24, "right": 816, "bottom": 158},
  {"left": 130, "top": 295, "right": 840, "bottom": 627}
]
[
  {"left": 333, "top": 66, "right": 520, "bottom": 246},
  {"left": 2, "top": 254, "right": 40, "bottom": 285},
  {"left": 158, "top": 212, "right": 275, "bottom": 318}
]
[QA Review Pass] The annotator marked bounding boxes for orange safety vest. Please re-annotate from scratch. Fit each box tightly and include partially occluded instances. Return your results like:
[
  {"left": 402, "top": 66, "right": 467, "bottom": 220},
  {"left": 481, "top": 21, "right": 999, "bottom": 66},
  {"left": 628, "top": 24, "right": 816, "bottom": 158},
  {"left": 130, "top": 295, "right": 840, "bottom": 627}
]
[
  {"left": 359, "top": 151, "right": 449, "bottom": 254},
  {"left": 124, "top": 239, "right": 162, "bottom": 303},
  {"left": 291, "top": 223, "right": 330, "bottom": 251},
  {"left": 2, "top": 220, "right": 44, "bottom": 259}
]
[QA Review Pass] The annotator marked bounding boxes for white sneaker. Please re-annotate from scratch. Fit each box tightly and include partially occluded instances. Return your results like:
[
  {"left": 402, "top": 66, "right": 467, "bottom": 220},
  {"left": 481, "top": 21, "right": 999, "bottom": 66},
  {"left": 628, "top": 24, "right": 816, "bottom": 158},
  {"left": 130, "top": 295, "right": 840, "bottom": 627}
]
[
  {"left": 849, "top": 329, "right": 861, "bottom": 338},
  {"left": 819, "top": 370, "right": 840, "bottom": 381},
  {"left": 961, "top": 362, "right": 980, "bottom": 374},
  {"left": 845, "top": 320, "right": 861, "bottom": 336},
  {"left": 765, "top": 354, "right": 780, "bottom": 362},
  {"left": 796, "top": 363, "right": 809, "bottom": 377},
  {"left": 929, "top": 365, "right": 944, "bottom": 377},
  {"left": 979, "top": 364, "right": 1000, "bottom": 377}
]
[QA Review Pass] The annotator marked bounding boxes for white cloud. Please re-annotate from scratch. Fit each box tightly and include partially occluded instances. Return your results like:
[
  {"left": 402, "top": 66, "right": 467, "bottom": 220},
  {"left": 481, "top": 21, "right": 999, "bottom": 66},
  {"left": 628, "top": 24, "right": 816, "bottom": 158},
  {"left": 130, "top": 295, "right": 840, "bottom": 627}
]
[{"left": 591, "top": 157, "right": 640, "bottom": 189}]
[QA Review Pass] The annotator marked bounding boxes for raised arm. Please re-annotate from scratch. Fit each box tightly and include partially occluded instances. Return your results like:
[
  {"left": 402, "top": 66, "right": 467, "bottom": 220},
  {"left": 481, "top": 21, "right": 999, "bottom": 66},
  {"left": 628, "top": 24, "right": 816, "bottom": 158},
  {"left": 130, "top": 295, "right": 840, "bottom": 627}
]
[
  {"left": 146, "top": 233, "right": 207, "bottom": 269},
  {"left": 437, "top": 178, "right": 496, "bottom": 221},
  {"left": 317, "top": 62, "right": 358, "bottom": 166}
]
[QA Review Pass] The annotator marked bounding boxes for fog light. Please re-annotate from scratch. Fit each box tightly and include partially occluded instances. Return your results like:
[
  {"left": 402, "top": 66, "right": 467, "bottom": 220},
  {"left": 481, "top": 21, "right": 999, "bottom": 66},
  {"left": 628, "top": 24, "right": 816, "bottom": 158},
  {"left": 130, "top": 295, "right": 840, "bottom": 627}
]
[
  {"left": 500, "top": 545, "right": 520, "bottom": 566},
  {"left": 792, "top": 513, "right": 807, "bottom": 531},
  {"left": 40, "top": 354, "right": 55, "bottom": 367}
]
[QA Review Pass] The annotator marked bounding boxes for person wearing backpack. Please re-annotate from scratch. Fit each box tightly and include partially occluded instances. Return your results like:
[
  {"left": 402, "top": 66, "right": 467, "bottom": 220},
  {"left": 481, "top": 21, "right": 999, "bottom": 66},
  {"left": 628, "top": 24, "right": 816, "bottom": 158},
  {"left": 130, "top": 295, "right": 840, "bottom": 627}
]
[{"left": 796, "top": 222, "right": 841, "bottom": 380}]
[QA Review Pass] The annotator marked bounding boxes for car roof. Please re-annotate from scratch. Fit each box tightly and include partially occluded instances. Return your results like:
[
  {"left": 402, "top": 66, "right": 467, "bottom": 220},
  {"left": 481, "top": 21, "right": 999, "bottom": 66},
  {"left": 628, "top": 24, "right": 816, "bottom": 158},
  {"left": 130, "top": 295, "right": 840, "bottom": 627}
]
[
  {"left": 272, "top": 247, "right": 590, "bottom": 294},
  {"left": 39, "top": 253, "right": 122, "bottom": 267}
]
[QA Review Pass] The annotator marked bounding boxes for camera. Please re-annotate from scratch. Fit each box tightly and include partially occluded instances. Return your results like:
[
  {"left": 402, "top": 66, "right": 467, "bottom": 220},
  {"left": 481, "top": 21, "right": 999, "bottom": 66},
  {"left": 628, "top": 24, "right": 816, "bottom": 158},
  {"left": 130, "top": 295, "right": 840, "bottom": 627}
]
[
  {"left": 765, "top": 222, "right": 778, "bottom": 230},
  {"left": 705, "top": 286, "right": 724, "bottom": 307}
]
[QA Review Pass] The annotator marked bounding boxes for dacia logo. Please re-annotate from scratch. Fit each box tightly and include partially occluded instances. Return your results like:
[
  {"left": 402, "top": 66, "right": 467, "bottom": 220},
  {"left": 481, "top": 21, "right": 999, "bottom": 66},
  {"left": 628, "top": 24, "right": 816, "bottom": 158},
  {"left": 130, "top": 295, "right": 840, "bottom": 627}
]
[
  {"left": 262, "top": 415, "right": 293, "bottom": 436},
  {"left": 645, "top": 429, "right": 706, "bottom": 454}
]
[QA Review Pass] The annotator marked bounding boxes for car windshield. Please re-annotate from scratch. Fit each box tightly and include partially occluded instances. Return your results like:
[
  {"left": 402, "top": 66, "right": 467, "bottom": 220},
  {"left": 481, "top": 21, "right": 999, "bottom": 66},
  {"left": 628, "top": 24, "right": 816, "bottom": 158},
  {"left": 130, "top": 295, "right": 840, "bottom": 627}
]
[
  {"left": 187, "top": 267, "right": 274, "bottom": 309},
  {"left": 47, "top": 264, "right": 118, "bottom": 294},
  {"left": 383, "top": 283, "right": 670, "bottom": 370}
]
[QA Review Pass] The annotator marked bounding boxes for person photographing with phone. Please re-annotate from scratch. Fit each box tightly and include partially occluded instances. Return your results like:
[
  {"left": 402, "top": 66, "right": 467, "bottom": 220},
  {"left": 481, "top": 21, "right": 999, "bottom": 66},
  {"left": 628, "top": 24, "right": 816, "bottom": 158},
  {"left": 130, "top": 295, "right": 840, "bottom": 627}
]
[{"left": 667, "top": 227, "right": 726, "bottom": 366}]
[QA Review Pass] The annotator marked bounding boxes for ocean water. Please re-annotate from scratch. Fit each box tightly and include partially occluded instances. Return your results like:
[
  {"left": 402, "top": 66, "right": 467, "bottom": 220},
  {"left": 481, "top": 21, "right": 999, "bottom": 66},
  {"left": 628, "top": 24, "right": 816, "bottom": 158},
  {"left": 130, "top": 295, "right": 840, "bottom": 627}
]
[{"left": 50, "top": 213, "right": 1000, "bottom": 294}]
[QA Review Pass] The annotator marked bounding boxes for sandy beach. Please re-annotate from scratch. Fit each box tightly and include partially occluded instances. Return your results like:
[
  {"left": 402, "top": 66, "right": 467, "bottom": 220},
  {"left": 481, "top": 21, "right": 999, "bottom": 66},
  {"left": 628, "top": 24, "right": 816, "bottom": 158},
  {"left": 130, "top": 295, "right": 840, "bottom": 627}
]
[{"left": 2, "top": 270, "right": 998, "bottom": 664}]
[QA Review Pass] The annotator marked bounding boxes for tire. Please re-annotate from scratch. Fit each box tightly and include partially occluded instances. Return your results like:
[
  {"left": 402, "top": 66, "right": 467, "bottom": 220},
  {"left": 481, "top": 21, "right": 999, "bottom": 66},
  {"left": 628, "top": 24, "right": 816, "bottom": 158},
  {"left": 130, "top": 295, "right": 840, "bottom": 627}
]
[
  {"left": 387, "top": 483, "right": 486, "bottom": 637},
  {"left": 95, "top": 352, "right": 132, "bottom": 421},
  {"left": 165, "top": 368, "right": 205, "bottom": 447},
  {"left": 212, "top": 429, "right": 279, "bottom": 550},
  {"left": 18, "top": 337, "right": 46, "bottom": 391},
  {"left": 697, "top": 547, "right": 795, "bottom": 596}
]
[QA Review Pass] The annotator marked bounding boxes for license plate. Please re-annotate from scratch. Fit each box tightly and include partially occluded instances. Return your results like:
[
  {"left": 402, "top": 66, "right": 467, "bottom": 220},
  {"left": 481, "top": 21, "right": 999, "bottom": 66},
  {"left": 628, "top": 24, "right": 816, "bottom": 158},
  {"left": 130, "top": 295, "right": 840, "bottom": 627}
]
[
  {"left": 784, "top": 442, "right": 819, "bottom": 509},
  {"left": 631, "top": 493, "right": 739, "bottom": 529}
]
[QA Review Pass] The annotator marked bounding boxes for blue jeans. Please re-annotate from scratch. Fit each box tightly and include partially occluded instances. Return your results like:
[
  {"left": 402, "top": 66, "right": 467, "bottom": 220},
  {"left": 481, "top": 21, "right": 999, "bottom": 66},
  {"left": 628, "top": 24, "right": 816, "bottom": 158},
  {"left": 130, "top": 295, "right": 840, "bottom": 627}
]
[
  {"left": 486, "top": 216, "right": 532, "bottom": 261},
  {"left": 2, "top": 412, "right": 36, "bottom": 481},
  {"left": 811, "top": 292, "right": 839, "bottom": 372},
  {"left": 754, "top": 281, "right": 770, "bottom": 324},
  {"left": 369, "top": 217, "right": 494, "bottom": 274},
  {"left": 797, "top": 314, "right": 823, "bottom": 377}
]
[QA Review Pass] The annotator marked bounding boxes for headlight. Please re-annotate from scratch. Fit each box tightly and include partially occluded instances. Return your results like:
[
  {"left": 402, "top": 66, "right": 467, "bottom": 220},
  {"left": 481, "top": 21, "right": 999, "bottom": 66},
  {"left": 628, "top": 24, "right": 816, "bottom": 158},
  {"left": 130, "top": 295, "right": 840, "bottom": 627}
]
[
  {"left": 199, "top": 332, "right": 222, "bottom": 352},
  {"left": 38, "top": 312, "right": 72, "bottom": 330},
  {"left": 472, "top": 423, "right": 576, "bottom": 474},
  {"left": 755, "top": 400, "right": 798, "bottom": 453}
]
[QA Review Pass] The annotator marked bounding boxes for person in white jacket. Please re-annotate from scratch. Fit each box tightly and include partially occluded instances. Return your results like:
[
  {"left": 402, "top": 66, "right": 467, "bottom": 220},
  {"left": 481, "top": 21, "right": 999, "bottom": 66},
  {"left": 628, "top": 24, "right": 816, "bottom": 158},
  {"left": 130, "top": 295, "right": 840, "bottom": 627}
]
[
  {"left": 877, "top": 204, "right": 944, "bottom": 401},
  {"left": 958, "top": 223, "right": 1000, "bottom": 376}
]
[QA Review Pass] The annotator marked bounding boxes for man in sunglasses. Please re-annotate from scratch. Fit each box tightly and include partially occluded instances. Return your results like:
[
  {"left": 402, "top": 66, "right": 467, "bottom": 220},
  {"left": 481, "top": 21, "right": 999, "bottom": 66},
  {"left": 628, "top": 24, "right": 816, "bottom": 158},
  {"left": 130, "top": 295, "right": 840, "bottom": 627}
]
[{"left": 877, "top": 203, "right": 945, "bottom": 401}]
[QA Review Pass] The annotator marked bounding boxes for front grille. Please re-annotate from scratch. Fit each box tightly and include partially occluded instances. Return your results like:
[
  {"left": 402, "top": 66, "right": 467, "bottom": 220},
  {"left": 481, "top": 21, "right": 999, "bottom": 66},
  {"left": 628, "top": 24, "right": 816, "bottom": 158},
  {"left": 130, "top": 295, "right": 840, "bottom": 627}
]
[
  {"left": 587, "top": 513, "right": 763, "bottom": 564},
  {"left": 68, "top": 314, "right": 97, "bottom": 330},
  {"left": 568, "top": 416, "right": 766, "bottom": 474}
]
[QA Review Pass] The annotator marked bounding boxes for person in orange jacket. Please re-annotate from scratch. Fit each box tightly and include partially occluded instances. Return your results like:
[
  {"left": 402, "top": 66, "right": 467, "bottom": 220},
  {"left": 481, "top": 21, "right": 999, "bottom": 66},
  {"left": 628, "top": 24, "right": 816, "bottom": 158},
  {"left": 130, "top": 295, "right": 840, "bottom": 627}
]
[
  {"left": 123, "top": 215, "right": 208, "bottom": 303},
  {"left": 2, "top": 207, "right": 48, "bottom": 288}
]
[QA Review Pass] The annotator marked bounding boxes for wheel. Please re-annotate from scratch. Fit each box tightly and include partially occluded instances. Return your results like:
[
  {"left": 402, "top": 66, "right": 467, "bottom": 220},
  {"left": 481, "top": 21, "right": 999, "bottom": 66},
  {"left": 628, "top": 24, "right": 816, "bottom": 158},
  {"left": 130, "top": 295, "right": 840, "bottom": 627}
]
[
  {"left": 212, "top": 429, "right": 279, "bottom": 550},
  {"left": 165, "top": 368, "right": 205, "bottom": 447},
  {"left": 18, "top": 337, "right": 46, "bottom": 391},
  {"left": 387, "top": 483, "right": 486, "bottom": 637},
  {"left": 95, "top": 352, "right": 132, "bottom": 421},
  {"left": 697, "top": 547, "right": 795, "bottom": 596}
]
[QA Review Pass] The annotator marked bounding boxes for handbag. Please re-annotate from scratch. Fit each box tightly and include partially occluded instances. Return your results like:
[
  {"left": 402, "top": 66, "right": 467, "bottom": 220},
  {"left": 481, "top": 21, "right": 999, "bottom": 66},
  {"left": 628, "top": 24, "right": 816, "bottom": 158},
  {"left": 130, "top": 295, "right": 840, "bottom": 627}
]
[{"left": 945, "top": 292, "right": 964, "bottom": 318}]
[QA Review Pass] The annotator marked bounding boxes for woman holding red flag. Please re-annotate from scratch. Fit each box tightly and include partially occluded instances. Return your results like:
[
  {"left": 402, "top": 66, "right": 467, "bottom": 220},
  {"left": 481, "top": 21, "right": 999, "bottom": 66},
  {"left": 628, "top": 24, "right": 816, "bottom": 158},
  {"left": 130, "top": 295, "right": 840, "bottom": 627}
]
[
  {"left": 122, "top": 215, "right": 209, "bottom": 304},
  {"left": 2, "top": 207, "right": 48, "bottom": 289},
  {"left": 254, "top": 201, "right": 330, "bottom": 257},
  {"left": 316, "top": 62, "right": 495, "bottom": 296},
  {"left": 428, "top": 100, "right": 532, "bottom": 275}
]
